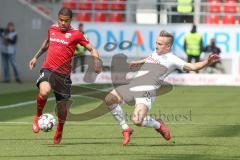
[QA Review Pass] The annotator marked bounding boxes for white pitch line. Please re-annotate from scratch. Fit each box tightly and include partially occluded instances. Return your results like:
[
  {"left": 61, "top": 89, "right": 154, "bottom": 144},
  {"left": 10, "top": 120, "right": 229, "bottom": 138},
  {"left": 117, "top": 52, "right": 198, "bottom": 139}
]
[{"left": 0, "top": 97, "right": 55, "bottom": 110}]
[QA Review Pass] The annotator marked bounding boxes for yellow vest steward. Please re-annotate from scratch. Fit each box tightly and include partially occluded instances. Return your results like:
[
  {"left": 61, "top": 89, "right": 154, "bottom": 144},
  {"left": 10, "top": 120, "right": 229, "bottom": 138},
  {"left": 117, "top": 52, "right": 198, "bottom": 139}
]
[
  {"left": 74, "top": 44, "right": 86, "bottom": 56},
  {"left": 177, "top": 0, "right": 193, "bottom": 13},
  {"left": 185, "top": 33, "right": 202, "bottom": 56}
]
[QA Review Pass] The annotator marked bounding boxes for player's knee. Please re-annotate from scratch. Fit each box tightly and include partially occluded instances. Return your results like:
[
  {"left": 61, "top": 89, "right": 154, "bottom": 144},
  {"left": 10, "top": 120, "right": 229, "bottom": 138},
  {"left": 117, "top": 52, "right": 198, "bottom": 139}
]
[
  {"left": 105, "top": 93, "right": 118, "bottom": 106},
  {"left": 39, "top": 91, "right": 49, "bottom": 99},
  {"left": 131, "top": 116, "right": 143, "bottom": 126}
]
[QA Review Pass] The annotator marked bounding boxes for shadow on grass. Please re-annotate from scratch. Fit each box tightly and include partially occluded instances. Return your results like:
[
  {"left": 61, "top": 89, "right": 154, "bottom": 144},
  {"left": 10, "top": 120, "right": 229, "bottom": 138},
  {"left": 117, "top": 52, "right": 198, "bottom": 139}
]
[{"left": 0, "top": 154, "right": 239, "bottom": 160}]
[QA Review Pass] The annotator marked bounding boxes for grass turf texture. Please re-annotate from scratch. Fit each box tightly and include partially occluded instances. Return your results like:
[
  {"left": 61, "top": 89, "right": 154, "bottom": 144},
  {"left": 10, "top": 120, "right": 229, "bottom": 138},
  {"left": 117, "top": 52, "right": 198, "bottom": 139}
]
[{"left": 0, "top": 83, "right": 239, "bottom": 160}]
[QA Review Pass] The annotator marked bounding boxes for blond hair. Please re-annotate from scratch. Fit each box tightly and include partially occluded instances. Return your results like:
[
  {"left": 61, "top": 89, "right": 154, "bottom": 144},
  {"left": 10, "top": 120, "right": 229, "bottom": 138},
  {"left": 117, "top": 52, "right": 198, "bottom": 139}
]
[{"left": 159, "top": 30, "right": 174, "bottom": 46}]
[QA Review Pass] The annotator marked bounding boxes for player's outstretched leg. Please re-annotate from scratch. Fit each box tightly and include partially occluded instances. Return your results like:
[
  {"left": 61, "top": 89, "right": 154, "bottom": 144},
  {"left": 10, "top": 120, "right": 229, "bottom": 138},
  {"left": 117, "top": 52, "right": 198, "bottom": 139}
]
[
  {"left": 54, "top": 100, "right": 68, "bottom": 144},
  {"left": 32, "top": 94, "right": 47, "bottom": 133},
  {"left": 132, "top": 102, "right": 171, "bottom": 141},
  {"left": 155, "top": 119, "right": 171, "bottom": 141},
  {"left": 105, "top": 91, "right": 133, "bottom": 145},
  {"left": 140, "top": 116, "right": 171, "bottom": 141}
]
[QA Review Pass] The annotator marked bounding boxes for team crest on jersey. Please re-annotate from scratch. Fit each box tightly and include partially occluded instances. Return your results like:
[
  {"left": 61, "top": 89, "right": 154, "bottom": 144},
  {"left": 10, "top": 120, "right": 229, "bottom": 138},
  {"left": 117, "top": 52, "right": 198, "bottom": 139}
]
[{"left": 65, "top": 33, "right": 72, "bottom": 39}]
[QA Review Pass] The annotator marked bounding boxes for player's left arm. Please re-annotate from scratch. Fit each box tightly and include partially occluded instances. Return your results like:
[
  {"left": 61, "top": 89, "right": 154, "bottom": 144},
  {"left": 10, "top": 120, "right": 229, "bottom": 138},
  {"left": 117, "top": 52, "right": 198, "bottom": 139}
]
[
  {"left": 85, "top": 43, "right": 102, "bottom": 73},
  {"left": 183, "top": 54, "right": 220, "bottom": 71}
]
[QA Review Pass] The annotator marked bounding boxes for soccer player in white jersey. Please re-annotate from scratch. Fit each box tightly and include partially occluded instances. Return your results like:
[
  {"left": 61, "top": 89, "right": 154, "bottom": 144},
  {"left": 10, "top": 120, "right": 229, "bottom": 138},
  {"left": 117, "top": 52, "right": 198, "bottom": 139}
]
[{"left": 105, "top": 30, "right": 220, "bottom": 145}]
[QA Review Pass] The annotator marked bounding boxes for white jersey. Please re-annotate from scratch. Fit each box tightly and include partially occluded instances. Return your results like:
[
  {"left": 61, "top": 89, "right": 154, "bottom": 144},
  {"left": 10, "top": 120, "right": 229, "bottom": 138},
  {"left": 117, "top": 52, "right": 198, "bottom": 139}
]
[
  {"left": 144, "top": 51, "right": 185, "bottom": 79},
  {"left": 132, "top": 51, "right": 186, "bottom": 91},
  {"left": 132, "top": 51, "right": 186, "bottom": 109}
]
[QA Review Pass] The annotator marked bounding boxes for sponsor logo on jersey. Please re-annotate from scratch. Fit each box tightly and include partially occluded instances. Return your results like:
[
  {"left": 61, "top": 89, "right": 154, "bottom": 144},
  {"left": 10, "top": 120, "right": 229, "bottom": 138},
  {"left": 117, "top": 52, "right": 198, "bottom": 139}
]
[
  {"left": 146, "top": 55, "right": 160, "bottom": 64},
  {"left": 50, "top": 37, "right": 68, "bottom": 45}
]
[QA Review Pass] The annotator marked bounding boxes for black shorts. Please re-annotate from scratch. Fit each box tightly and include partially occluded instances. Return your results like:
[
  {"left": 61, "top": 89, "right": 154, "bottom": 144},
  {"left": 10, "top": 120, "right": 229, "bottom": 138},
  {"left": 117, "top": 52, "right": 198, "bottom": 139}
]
[{"left": 36, "top": 69, "right": 72, "bottom": 101}]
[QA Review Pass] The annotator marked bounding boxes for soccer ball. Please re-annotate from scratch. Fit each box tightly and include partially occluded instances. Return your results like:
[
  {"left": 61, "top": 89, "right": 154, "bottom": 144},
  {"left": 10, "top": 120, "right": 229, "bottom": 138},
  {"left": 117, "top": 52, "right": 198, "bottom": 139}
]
[{"left": 38, "top": 113, "right": 56, "bottom": 132}]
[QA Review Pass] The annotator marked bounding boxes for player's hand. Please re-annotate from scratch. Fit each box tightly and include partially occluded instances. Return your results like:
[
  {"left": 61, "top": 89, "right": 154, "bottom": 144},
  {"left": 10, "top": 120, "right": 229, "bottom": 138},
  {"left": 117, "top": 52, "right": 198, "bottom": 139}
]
[
  {"left": 128, "top": 62, "right": 138, "bottom": 69},
  {"left": 207, "top": 54, "right": 220, "bottom": 65},
  {"left": 93, "top": 58, "right": 102, "bottom": 74},
  {"left": 29, "top": 57, "right": 37, "bottom": 70}
]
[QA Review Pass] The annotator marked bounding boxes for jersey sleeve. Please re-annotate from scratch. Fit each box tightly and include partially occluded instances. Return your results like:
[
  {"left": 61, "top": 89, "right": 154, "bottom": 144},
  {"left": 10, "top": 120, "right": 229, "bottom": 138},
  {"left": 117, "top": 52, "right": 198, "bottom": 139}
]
[
  {"left": 172, "top": 55, "right": 186, "bottom": 71},
  {"left": 77, "top": 32, "right": 90, "bottom": 47}
]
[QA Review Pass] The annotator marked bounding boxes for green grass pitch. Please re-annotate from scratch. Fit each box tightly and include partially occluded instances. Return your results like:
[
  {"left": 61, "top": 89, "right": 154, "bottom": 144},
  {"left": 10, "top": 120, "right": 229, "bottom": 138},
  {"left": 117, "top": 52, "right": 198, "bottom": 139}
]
[{"left": 0, "top": 83, "right": 240, "bottom": 160}]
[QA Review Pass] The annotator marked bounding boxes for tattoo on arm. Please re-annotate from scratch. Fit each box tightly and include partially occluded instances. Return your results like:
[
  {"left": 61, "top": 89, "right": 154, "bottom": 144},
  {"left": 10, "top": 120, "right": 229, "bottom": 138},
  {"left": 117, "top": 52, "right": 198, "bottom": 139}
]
[{"left": 34, "top": 39, "right": 49, "bottom": 59}]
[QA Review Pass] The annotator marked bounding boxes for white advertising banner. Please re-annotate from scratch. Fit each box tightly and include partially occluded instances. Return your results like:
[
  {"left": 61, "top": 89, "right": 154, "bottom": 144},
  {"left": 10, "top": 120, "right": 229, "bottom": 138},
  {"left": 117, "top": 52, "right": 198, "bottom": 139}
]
[
  {"left": 73, "top": 23, "right": 240, "bottom": 59},
  {"left": 71, "top": 23, "right": 240, "bottom": 85}
]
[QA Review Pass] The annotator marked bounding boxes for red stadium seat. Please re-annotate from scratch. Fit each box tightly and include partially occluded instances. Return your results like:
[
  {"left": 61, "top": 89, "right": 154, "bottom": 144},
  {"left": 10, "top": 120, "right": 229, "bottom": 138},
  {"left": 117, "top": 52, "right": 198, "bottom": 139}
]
[
  {"left": 222, "top": 15, "right": 236, "bottom": 24},
  {"left": 109, "top": 13, "right": 125, "bottom": 22},
  {"left": 63, "top": 1, "right": 77, "bottom": 10},
  {"left": 94, "top": 0, "right": 109, "bottom": 10},
  {"left": 223, "top": 0, "right": 237, "bottom": 12},
  {"left": 78, "top": 0, "right": 92, "bottom": 10},
  {"left": 208, "top": 0, "right": 221, "bottom": 12},
  {"left": 110, "top": 0, "right": 126, "bottom": 10},
  {"left": 76, "top": 12, "right": 91, "bottom": 22},
  {"left": 205, "top": 15, "right": 220, "bottom": 24},
  {"left": 94, "top": 12, "right": 107, "bottom": 22}
]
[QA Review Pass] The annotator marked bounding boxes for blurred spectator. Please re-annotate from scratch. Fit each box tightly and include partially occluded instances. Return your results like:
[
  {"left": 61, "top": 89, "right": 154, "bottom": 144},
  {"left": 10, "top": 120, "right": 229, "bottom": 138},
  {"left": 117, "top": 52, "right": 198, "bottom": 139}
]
[
  {"left": 0, "top": 25, "right": 4, "bottom": 53},
  {"left": 1, "top": 22, "right": 21, "bottom": 83},
  {"left": 184, "top": 24, "right": 203, "bottom": 73},
  {"left": 72, "top": 23, "right": 87, "bottom": 73},
  {"left": 175, "top": 0, "right": 193, "bottom": 23},
  {"left": 203, "top": 38, "right": 225, "bottom": 74},
  {"left": 0, "top": 25, "right": 4, "bottom": 80}
]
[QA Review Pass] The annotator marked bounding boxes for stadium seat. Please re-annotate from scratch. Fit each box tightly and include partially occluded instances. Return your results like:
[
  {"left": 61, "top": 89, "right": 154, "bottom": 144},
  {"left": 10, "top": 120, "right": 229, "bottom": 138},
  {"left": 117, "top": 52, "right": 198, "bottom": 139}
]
[
  {"left": 205, "top": 15, "right": 220, "bottom": 24},
  {"left": 63, "top": 1, "right": 77, "bottom": 10},
  {"left": 109, "top": 13, "right": 125, "bottom": 22},
  {"left": 222, "top": 15, "right": 236, "bottom": 24},
  {"left": 76, "top": 12, "right": 91, "bottom": 22},
  {"left": 94, "top": 0, "right": 109, "bottom": 10},
  {"left": 208, "top": 0, "right": 221, "bottom": 12},
  {"left": 223, "top": 0, "right": 237, "bottom": 12},
  {"left": 110, "top": 0, "right": 126, "bottom": 10},
  {"left": 93, "top": 12, "right": 107, "bottom": 22},
  {"left": 78, "top": 0, "right": 92, "bottom": 10}
]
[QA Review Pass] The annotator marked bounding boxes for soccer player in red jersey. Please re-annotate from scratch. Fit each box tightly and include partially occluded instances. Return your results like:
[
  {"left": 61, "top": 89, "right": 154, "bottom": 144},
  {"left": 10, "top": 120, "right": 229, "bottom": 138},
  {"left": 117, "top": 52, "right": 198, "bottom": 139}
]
[{"left": 29, "top": 8, "right": 101, "bottom": 144}]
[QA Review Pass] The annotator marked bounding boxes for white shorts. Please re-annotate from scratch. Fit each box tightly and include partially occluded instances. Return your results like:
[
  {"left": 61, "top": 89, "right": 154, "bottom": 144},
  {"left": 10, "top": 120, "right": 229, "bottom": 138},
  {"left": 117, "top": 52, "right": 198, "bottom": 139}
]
[{"left": 135, "top": 96, "right": 156, "bottom": 111}]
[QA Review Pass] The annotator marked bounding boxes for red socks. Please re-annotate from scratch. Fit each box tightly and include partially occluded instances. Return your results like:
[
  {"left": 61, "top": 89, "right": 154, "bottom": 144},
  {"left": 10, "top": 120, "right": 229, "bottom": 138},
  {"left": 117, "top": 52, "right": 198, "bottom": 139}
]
[
  {"left": 57, "top": 105, "right": 68, "bottom": 131},
  {"left": 36, "top": 95, "right": 47, "bottom": 117}
]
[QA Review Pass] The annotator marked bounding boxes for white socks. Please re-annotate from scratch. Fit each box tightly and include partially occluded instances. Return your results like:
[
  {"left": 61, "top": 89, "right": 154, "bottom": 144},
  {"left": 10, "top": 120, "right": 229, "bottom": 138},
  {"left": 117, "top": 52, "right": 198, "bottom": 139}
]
[
  {"left": 109, "top": 104, "right": 160, "bottom": 130},
  {"left": 110, "top": 104, "right": 129, "bottom": 130},
  {"left": 141, "top": 116, "right": 161, "bottom": 129}
]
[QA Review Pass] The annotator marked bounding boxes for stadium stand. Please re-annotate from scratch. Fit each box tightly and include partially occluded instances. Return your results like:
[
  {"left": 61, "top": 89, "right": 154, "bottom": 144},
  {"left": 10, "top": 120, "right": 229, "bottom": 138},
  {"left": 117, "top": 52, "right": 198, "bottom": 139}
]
[
  {"left": 222, "top": 15, "right": 236, "bottom": 24},
  {"left": 223, "top": 0, "right": 237, "bottom": 13},
  {"left": 25, "top": 0, "right": 240, "bottom": 25},
  {"left": 76, "top": 12, "right": 91, "bottom": 22},
  {"left": 205, "top": 14, "right": 220, "bottom": 24},
  {"left": 208, "top": 0, "right": 221, "bottom": 12}
]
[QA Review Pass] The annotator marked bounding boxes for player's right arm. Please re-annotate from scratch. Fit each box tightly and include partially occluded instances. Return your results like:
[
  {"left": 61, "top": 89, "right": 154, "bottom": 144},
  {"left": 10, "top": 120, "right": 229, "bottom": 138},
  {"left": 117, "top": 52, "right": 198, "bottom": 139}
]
[
  {"left": 29, "top": 39, "right": 49, "bottom": 70},
  {"left": 183, "top": 54, "right": 220, "bottom": 71},
  {"left": 129, "top": 58, "right": 146, "bottom": 69}
]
